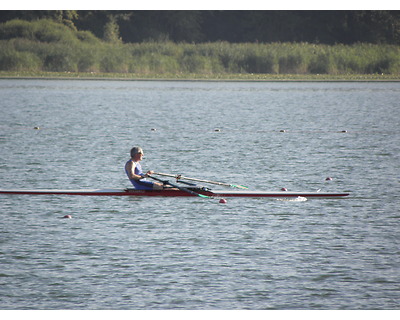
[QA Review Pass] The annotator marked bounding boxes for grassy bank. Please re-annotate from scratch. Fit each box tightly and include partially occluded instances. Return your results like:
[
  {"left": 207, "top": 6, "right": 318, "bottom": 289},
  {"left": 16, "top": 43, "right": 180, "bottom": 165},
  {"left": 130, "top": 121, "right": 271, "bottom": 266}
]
[
  {"left": 1, "top": 71, "right": 399, "bottom": 81},
  {"left": 1, "top": 19, "right": 400, "bottom": 78}
]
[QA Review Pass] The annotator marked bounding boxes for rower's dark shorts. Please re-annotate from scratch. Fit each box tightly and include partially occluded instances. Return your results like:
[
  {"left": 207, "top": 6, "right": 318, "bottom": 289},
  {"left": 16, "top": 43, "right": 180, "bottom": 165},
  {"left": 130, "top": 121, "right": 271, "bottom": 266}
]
[{"left": 130, "top": 179, "right": 154, "bottom": 190}]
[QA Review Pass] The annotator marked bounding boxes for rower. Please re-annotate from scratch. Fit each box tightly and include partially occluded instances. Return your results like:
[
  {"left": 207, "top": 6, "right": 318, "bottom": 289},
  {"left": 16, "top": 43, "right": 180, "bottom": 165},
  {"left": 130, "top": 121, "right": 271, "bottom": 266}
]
[{"left": 125, "top": 147, "right": 164, "bottom": 190}]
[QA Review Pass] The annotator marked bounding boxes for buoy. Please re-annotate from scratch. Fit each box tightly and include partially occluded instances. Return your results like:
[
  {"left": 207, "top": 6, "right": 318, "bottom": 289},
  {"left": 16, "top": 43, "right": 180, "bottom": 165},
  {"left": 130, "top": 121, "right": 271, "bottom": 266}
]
[
  {"left": 281, "top": 187, "right": 287, "bottom": 191},
  {"left": 63, "top": 215, "right": 72, "bottom": 219},
  {"left": 219, "top": 198, "right": 227, "bottom": 204},
  {"left": 325, "top": 177, "right": 333, "bottom": 181}
]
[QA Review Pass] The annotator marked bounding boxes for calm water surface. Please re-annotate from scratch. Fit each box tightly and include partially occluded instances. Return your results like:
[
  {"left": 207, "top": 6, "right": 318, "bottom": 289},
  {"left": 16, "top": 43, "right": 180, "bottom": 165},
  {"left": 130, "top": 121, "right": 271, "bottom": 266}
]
[{"left": 0, "top": 79, "right": 399, "bottom": 309}]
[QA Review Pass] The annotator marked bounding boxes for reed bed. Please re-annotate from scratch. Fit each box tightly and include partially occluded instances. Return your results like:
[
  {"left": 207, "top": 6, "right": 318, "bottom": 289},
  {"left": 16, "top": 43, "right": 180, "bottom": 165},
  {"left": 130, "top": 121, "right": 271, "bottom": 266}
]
[{"left": 1, "top": 19, "right": 400, "bottom": 76}]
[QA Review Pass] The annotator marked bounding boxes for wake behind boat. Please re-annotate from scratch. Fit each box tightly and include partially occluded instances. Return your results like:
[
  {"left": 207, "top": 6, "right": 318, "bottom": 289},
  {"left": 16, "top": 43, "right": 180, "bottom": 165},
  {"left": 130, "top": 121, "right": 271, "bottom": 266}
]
[{"left": 0, "top": 187, "right": 349, "bottom": 198}]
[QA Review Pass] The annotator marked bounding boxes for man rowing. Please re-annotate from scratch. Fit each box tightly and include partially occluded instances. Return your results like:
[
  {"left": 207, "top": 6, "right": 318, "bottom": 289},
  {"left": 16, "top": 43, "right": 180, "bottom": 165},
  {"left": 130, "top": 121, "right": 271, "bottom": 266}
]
[{"left": 125, "top": 147, "right": 164, "bottom": 190}]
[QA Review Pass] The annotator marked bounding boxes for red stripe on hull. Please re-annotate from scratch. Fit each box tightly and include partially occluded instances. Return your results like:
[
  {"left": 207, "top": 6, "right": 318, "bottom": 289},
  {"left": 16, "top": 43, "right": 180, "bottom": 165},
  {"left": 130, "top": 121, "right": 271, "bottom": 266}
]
[{"left": 0, "top": 189, "right": 349, "bottom": 198}]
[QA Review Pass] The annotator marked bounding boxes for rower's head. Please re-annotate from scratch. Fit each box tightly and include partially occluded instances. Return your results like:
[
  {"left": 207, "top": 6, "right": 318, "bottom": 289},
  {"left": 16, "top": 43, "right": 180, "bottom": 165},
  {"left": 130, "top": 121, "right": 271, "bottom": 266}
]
[{"left": 130, "top": 146, "right": 144, "bottom": 159}]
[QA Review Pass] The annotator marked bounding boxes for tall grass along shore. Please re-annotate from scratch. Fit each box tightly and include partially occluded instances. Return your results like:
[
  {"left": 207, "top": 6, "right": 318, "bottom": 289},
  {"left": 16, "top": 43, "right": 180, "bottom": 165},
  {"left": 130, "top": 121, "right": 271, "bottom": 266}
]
[{"left": 1, "top": 19, "right": 400, "bottom": 80}]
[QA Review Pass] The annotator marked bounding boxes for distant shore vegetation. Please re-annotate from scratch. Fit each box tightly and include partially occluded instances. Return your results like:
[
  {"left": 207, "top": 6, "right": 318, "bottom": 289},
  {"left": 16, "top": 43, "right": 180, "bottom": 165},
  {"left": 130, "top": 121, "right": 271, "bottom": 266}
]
[{"left": 1, "top": 19, "right": 400, "bottom": 77}]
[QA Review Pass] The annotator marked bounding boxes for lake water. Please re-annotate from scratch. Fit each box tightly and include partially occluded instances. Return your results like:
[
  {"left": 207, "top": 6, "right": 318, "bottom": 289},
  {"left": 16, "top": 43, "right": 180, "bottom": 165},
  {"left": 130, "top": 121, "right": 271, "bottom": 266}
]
[{"left": 0, "top": 79, "right": 399, "bottom": 310}]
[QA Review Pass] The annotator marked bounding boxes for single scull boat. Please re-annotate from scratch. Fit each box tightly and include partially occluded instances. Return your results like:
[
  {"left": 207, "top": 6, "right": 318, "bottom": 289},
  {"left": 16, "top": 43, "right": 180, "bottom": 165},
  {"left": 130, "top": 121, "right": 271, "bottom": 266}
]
[{"left": 0, "top": 188, "right": 349, "bottom": 198}]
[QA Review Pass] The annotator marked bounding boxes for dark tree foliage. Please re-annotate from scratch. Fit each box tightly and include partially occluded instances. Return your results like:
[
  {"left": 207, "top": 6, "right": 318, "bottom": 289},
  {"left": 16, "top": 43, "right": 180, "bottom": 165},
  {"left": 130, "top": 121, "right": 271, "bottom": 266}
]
[{"left": 0, "top": 10, "right": 399, "bottom": 45}]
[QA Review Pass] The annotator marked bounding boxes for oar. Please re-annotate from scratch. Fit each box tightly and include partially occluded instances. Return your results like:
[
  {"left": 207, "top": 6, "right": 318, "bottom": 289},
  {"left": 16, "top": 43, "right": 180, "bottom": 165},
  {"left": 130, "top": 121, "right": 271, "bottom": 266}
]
[
  {"left": 147, "top": 175, "right": 212, "bottom": 199},
  {"left": 153, "top": 172, "right": 248, "bottom": 189}
]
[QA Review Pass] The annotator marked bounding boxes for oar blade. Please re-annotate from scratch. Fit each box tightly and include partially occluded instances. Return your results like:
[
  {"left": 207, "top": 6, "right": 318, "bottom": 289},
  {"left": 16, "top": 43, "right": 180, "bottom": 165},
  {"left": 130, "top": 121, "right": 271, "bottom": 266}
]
[
  {"left": 230, "top": 184, "right": 248, "bottom": 189},
  {"left": 197, "top": 193, "right": 211, "bottom": 198}
]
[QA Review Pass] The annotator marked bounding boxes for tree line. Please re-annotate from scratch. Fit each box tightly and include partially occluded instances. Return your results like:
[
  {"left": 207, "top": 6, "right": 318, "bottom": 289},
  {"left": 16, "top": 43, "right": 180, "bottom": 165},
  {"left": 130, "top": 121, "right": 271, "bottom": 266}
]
[
  {"left": 0, "top": 12, "right": 399, "bottom": 75},
  {"left": 0, "top": 10, "right": 400, "bottom": 45}
]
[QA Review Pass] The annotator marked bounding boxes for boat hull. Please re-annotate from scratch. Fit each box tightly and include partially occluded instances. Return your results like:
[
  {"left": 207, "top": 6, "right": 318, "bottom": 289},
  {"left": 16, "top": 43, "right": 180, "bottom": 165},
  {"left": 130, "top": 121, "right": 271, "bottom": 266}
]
[{"left": 0, "top": 188, "right": 349, "bottom": 198}]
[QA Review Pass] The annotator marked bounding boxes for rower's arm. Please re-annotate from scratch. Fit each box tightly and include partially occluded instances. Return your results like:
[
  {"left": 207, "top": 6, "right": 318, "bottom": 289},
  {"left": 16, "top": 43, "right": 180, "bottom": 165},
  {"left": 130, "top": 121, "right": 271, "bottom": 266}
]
[{"left": 126, "top": 161, "right": 147, "bottom": 180}]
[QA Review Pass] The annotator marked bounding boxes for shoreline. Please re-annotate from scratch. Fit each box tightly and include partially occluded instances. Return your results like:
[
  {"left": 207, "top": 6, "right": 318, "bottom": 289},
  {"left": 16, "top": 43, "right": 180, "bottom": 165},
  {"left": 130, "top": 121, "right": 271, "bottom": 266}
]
[{"left": 1, "top": 71, "right": 399, "bottom": 82}]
